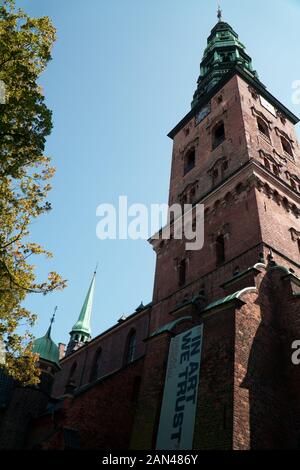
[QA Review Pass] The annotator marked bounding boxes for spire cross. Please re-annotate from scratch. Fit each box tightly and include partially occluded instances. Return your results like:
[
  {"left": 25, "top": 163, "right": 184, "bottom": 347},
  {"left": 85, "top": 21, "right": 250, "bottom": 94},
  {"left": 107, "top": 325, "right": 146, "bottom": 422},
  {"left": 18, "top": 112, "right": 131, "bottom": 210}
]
[{"left": 217, "top": 4, "right": 222, "bottom": 22}]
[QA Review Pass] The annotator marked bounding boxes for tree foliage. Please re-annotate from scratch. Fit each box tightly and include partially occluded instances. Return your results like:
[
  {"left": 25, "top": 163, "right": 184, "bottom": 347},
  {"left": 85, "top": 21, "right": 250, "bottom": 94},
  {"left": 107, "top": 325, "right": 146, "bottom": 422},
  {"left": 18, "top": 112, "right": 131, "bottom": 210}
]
[{"left": 0, "top": 0, "right": 66, "bottom": 385}]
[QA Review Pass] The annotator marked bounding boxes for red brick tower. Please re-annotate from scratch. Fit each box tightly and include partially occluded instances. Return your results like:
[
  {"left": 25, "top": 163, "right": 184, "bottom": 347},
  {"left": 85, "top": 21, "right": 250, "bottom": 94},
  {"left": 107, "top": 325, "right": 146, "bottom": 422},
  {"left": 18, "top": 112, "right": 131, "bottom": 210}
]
[{"left": 131, "top": 13, "right": 300, "bottom": 450}]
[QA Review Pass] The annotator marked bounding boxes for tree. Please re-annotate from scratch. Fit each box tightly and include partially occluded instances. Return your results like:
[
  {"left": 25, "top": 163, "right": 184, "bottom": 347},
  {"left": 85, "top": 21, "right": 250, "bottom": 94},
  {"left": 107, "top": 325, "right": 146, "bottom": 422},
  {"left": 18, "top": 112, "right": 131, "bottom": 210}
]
[{"left": 0, "top": 0, "right": 66, "bottom": 385}]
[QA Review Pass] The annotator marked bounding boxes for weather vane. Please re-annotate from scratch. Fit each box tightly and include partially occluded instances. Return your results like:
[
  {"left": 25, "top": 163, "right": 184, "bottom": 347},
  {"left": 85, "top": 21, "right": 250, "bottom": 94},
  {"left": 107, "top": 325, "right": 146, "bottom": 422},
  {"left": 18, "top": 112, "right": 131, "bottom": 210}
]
[{"left": 217, "top": 4, "right": 222, "bottom": 22}]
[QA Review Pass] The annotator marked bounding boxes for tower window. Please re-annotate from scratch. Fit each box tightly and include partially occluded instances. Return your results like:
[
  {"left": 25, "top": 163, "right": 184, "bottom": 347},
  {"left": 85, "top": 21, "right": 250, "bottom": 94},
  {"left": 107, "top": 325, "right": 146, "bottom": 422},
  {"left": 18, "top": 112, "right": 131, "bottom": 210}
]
[
  {"left": 280, "top": 136, "right": 293, "bottom": 157},
  {"left": 124, "top": 329, "right": 136, "bottom": 366},
  {"left": 184, "top": 149, "right": 196, "bottom": 175},
  {"left": 178, "top": 259, "right": 187, "bottom": 287},
  {"left": 90, "top": 347, "right": 102, "bottom": 382},
  {"left": 212, "top": 122, "right": 225, "bottom": 150},
  {"left": 216, "top": 235, "right": 225, "bottom": 266},
  {"left": 257, "top": 117, "right": 270, "bottom": 140}
]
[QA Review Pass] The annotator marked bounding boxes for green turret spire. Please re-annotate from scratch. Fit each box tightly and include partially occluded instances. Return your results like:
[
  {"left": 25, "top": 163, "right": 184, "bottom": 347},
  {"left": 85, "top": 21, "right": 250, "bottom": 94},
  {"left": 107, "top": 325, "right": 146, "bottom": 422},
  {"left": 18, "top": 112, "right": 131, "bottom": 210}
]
[
  {"left": 67, "top": 270, "right": 96, "bottom": 352},
  {"left": 32, "top": 307, "right": 60, "bottom": 366},
  {"left": 191, "top": 13, "right": 258, "bottom": 108}
]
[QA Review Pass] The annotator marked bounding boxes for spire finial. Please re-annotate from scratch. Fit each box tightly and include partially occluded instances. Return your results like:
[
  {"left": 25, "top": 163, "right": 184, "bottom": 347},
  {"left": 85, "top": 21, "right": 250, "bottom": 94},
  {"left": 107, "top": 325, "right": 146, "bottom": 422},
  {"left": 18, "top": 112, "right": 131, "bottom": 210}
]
[
  {"left": 45, "top": 306, "right": 57, "bottom": 338},
  {"left": 94, "top": 262, "right": 99, "bottom": 275},
  {"left": 217, "top": 4, "right": 222, "bottom": 22},
  {"left": 50, "top": 306, "right": 58, "bottom": 326}
]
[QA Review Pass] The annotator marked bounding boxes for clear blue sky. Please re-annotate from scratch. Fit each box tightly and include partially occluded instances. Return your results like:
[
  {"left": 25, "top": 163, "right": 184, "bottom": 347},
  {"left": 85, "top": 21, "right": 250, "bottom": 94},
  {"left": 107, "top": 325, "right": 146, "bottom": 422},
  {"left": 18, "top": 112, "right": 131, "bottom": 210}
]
[{"left": 16, "top": 0, "right": 300, "bottom": 345}]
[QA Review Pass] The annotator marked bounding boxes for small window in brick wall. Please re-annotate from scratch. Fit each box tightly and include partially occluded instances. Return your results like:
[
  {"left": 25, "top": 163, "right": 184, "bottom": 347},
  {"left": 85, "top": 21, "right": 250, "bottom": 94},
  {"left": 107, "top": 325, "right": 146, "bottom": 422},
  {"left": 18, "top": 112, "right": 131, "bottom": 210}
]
[
  {"left": 184, "top": 149, "right": 196, "bottom": 175},
  {"left": 281, "top": 136, "right": 293, "bottom": 158},
  {"left": 212, "top": 122, "right": 225, "bottom": 150},
  {"left": 124, "top": 329, "right": 136, "bottom": 366},
  {"left": 257, "top": 117, "right": 270, "bottom": 140}
]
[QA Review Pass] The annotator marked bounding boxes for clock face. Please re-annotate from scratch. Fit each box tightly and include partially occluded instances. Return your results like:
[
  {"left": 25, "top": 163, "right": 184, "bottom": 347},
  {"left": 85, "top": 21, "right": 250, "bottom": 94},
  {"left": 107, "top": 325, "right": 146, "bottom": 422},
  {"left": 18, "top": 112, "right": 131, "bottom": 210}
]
[{"left": 195, "top": 103, "right": 211, "bottom": 125}]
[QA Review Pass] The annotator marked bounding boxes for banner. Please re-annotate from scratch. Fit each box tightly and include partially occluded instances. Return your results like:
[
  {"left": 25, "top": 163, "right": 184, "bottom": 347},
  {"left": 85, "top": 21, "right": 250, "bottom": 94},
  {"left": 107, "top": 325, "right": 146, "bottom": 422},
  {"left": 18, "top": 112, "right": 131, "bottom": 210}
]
[{"left": 156, "top": 324, "right": 203, "bottom": 450}]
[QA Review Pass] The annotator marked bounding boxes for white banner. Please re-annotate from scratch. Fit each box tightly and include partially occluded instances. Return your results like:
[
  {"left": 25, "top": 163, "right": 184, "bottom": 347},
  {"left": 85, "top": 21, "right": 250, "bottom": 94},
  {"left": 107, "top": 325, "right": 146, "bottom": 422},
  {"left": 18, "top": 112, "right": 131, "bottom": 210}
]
[{"left": 156, "top": 324, "right": 203, "bottom": 450}]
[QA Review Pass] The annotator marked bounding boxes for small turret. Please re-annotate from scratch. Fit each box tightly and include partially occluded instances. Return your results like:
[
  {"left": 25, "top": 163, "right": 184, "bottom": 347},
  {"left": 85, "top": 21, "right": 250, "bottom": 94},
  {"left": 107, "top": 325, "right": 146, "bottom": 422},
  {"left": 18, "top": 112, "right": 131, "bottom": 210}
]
[{"left": 32, "top": 307, "right": 61, "bottom": 394}]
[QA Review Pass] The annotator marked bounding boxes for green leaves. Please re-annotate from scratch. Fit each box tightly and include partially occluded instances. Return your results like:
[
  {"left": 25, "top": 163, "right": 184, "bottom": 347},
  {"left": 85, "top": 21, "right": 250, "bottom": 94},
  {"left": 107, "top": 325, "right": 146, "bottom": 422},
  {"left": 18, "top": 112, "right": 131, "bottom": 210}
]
[{"left": 0, "top": 1, "right": 66, "bottom": 384}]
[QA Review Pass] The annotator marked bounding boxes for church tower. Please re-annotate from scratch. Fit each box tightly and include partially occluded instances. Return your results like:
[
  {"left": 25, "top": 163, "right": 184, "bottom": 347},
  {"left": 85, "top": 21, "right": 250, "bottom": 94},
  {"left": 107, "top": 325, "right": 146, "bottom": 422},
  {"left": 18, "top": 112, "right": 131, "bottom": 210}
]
[{"left": 132, "top": 10, "right": 300, "bottom": 450}]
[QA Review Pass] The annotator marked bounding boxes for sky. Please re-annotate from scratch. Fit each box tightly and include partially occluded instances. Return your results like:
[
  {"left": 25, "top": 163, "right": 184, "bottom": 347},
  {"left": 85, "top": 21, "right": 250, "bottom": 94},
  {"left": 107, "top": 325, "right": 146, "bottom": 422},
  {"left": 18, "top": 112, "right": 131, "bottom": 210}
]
[{"left": 14, "top": 0, "right": 300, "bottom": 345}]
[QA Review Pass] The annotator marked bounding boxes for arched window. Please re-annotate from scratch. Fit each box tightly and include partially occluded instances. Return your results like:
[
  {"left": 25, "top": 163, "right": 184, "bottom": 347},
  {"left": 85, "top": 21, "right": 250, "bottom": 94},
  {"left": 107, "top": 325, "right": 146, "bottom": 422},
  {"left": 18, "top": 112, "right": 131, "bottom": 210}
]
[
  {"left": 257, "top": 117, "right": 270, "bottom": 139},
  {"left": 281, "top": 136, "right": 293, "bottom": 157},
  {"left": 124, "top": 329, "right": 136, "bottom": 366},
  {"left": 89, "top": 347, "right": 102, "bottom": 382},
  {"left": 178, "top": 259, "right": 187, "bottom": 287},
  {"left": 212, "top": 122, "right": 225, "bottom": 150},
  {"left": 184, "top": 149, "right": 196, "bottom": 175},
  {"left": 216, "top": 235, "right": 225, "bottom": 266}
]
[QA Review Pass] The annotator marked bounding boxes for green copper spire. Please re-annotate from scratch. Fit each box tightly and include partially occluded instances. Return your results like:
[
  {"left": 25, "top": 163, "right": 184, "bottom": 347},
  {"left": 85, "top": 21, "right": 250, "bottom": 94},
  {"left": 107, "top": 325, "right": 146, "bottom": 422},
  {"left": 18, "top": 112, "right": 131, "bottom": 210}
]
[
  {"left": 69, "top": 270, "right": 96, "bottom": 342},
  {"left": 32, "top": 307, "right": 60, "bottom": 366},
  {"left": 191, "top": 14, "right": 258, "bottom": 108}
]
